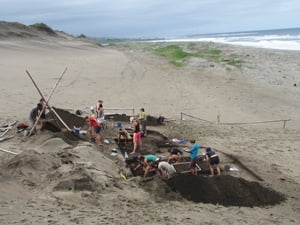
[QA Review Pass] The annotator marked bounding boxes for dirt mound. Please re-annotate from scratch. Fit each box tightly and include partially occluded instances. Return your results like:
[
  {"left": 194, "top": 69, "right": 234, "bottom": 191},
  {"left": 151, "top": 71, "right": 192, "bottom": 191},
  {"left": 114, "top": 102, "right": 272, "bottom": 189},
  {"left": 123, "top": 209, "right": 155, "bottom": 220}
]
[
  {"left": 106, "top": 114, "right": 164, "bottom": 126},
  {"left": 137, "top": 176, "right": 184, "bottom": 202},
  {"left": 167, "top": 174, "right": 285, "bottom": 207},
  {"left": 46, "top": 108, "right": 87, "bottom": 132}
]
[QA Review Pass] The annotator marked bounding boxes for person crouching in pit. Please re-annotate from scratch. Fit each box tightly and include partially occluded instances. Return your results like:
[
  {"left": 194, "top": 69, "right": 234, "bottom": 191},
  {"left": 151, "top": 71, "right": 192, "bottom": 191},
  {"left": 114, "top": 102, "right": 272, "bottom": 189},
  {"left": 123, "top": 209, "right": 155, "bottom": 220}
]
[
  {"left": 85, "top": 116, "right": 102, "bottom": 146},
  {"left": 134, "top": 155, "right": 159, "bottom": 178},
  {"left": 205, "top": 147, "right": 221, "bottom": 176}
]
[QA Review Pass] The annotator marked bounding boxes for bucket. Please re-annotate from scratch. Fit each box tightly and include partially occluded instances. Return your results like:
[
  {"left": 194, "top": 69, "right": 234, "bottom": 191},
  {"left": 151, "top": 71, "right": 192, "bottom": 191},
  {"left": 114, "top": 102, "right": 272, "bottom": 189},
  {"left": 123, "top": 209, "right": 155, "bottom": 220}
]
[
  {"left": 23, "top": 130, "right": 29, "bottom": 137},
  {"left": 117, "top": 122, "right": 122, "bottom": 128}
]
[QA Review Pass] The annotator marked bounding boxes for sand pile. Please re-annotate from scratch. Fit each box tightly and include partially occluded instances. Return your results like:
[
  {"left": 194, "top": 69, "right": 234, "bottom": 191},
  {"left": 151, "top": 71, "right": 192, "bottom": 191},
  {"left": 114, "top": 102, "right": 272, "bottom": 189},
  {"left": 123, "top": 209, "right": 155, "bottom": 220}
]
[
  {"left": 7, "top": 150, "right": 61, "bottom": 187},
  {"left": 3, "top": 137, "right": 123, "bottom": 195}
]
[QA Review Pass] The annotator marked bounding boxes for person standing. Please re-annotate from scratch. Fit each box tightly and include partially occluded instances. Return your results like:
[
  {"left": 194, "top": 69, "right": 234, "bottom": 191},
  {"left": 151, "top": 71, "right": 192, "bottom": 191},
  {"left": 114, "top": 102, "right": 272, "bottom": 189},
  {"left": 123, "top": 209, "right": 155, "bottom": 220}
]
[
  {"left": 85, "top": 116, "right": 102, "bottom": 146},
  {"left": 138, "top": 108, "right": 147, "bottom": 136},
  {"left": 205, "top": 147, "right": 221, "bottom": 176},
  {"left": 96, "top": 100, "right": 104, "bottom": 119},
  {"left": 131, "top": 119, "right": 142, "bottom": 154},
  {"left": 184, "top": 139, "right": 200, "bottom": 175}
]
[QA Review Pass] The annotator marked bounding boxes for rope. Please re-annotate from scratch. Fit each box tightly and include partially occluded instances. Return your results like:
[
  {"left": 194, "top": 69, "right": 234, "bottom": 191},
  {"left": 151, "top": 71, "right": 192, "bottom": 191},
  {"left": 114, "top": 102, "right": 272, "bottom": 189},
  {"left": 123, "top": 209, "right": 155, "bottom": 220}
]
[{"left": 180, "top": 112, "right": 213, "bottom": 123}]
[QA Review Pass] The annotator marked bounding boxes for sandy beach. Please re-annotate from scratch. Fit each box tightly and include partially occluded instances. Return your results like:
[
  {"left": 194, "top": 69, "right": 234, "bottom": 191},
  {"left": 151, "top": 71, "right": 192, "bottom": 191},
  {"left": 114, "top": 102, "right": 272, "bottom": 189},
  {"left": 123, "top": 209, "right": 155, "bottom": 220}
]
[{"left": 0, "top": 23, "right": 299, "bottom": 225}]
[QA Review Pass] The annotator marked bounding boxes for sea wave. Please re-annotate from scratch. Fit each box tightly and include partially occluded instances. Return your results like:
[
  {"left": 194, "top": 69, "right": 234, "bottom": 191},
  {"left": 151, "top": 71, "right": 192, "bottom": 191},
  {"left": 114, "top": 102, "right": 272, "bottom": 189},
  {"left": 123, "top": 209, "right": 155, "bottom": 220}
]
[{"left": 148, "top": 34, "right": 300, "bottom": 50}]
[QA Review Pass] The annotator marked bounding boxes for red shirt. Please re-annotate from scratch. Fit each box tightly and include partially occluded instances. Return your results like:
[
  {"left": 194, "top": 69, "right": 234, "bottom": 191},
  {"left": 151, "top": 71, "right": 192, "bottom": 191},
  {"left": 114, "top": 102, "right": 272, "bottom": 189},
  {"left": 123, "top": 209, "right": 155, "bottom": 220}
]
[{"left": 87, "top": 117, "right": 98, "bottom": 127}]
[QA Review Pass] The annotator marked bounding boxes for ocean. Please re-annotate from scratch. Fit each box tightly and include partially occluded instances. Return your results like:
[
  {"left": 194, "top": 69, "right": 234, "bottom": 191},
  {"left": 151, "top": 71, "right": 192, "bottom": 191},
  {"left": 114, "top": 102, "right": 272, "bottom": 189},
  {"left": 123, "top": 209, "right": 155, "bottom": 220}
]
[{"left": 149, "top": 28, "right": 300, "bottom": 51}]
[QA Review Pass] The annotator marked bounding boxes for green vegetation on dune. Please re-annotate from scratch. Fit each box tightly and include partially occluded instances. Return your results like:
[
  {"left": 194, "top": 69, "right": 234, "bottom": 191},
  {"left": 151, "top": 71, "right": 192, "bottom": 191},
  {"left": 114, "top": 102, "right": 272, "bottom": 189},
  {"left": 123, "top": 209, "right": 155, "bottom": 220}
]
[
  {"left": 155, "top": 45, "right": 193, "bottom": 67},
  {"left": 106, "top": 41, "right": 244, "bottom": 69},
  {"left": 29, "top": 23, "right": 56, "bottom": 35}
]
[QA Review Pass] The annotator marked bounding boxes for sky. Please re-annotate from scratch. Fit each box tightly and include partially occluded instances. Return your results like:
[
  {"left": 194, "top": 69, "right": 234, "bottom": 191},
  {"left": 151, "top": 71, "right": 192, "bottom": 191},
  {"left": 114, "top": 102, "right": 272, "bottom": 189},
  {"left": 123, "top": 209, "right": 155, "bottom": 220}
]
[{"left": 1, "top": 0, "right": 300, "bottom": 38}]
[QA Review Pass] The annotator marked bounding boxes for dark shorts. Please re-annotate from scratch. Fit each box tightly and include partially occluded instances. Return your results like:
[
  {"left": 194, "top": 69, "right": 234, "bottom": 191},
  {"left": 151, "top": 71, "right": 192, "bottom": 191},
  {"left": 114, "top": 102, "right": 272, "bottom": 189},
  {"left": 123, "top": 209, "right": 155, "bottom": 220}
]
[
  {"left": 210, "top": 156, "right": 220, "bottom": 165},
  {"left": 189, "top": 158, "right": 198, "bottom": 169},
  {"left": 40, "top": 113, "right": 46, "bottom": 119},
  {"left": 141, "top": 120, "right": 147, "bottom": 131},
  {"left": 94, "top": 126, "right": 101, "bottom": 134}
]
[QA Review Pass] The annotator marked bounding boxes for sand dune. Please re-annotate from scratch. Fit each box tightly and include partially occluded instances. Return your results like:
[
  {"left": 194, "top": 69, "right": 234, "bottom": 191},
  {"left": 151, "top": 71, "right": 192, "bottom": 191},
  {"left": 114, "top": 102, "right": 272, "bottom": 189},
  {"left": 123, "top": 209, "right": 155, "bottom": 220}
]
[{"left": 0, "top": 22, "right": 299, "bottom": 224}]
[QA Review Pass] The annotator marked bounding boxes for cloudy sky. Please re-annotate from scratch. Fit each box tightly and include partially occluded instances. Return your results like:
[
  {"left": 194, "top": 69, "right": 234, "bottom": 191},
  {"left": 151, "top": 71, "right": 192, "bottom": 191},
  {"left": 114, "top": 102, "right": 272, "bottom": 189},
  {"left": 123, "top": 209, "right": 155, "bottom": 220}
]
[{"left": 1, "top": 0, "right": 299, "bottom": 38}]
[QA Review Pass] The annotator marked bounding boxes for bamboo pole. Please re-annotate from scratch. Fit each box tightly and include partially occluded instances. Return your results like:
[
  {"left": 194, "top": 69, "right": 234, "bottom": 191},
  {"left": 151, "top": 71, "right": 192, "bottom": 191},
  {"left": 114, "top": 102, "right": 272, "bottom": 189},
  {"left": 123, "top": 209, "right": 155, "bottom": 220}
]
[
  {"left": 26, "top": 70, "right": 71, "bottom": 132},
  {"left": 26, "top": 68, "right": 68, "bottom": 136},
  {"left": 0, "top": 147, "right": 18, "bottom": 155}
]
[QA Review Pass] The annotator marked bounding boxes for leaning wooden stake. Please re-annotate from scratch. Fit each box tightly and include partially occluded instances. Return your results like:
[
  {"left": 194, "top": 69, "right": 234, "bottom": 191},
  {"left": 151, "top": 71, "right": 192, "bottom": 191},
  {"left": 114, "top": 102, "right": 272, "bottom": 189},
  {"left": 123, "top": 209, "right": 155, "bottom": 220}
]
[
  {"left": 26, "top": 69, "right": 71, "bottom": 132},
  {"left": 26, "top": 68, "right": 68, "bottom": 137}
]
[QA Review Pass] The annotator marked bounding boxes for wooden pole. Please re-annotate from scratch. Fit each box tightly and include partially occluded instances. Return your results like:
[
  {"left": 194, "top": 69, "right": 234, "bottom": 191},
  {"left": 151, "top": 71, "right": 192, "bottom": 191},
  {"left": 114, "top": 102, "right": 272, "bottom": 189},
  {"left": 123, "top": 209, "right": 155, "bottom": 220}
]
[
  {"left": 27, "top": 69, "right": 71, "bottom": 132},
  {"left": 26, "top": 68, "right": 68, "bottom": 136},
  {"left": 0, "top": 147, "right": 18, "bottom": 155}
]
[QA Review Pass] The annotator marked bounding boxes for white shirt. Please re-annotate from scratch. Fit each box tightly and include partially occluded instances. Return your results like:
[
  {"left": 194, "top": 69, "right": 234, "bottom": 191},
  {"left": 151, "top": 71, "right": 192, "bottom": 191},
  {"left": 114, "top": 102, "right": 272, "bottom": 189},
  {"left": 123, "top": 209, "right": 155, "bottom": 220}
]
[{"left": 158, "top": 161, "right": 176, "bottom": 177}]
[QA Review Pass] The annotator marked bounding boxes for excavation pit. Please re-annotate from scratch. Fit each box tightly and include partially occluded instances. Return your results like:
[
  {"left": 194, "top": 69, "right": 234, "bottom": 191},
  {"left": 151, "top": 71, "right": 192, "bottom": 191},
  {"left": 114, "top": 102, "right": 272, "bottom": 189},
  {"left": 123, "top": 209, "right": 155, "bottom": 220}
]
[
  {"left": 105, "top": 113, "right": 164, "bottom": 126},
  {"left": 116, "top": 129, "right": 178, "bottom": 156},
  {"left": 166, "top": 174, "right": 285, "bottom": 207}
]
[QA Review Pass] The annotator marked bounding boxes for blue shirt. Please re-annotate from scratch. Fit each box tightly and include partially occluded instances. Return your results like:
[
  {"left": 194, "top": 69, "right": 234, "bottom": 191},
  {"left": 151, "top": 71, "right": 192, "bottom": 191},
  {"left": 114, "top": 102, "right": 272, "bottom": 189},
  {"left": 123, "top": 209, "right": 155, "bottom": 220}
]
[
  {"left": 145, "top": 155, "right": 158, "bottom": 162},
  {"left": 188, "top": 143, "right": 199, "bottom": 159}
]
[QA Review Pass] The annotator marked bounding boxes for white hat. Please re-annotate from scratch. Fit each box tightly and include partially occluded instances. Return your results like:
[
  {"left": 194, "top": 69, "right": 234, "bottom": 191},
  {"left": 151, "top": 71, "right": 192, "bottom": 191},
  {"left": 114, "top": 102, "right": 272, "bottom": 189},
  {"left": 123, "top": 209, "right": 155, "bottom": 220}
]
[{"left": 90, "top": 106, "right": 95, "bottom": 110}]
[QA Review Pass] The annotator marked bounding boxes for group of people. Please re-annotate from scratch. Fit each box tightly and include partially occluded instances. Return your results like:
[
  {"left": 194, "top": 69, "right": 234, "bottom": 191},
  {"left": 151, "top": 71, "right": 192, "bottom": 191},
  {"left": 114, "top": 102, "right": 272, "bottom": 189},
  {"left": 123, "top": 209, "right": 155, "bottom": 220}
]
[
  {"left": 30, "top": 99, "right": 221, "bottom": 177},
  {"left": 117, "top": 108, "right": 147, "bottom": 154},
  {"left": 132, "top": 154, "right": 176, "bottom": 179},
  {"left": 183, "top": 140, "right": 221, "bottom": 176},
  {"left": 85, "top": 100, "right": 104, "bottom": 146},
  {"left": 131, "top": 141, "right": 221, "bottom": 179},
  {"left": 86, "top": 103, "right": 148, "bottom": 152}
]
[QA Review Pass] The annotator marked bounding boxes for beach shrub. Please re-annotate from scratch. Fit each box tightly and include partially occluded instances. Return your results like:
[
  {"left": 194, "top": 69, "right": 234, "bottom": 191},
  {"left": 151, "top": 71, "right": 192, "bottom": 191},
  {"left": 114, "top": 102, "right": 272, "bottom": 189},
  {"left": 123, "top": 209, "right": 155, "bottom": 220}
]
[
  {"left": 9, "top": 22, "right": 27, "bottom": 30},
  {"left": 225, "top": 54, "right": 244, "bottom": 68},
  {"left": 208, "top": 49, "right": 222, "bottom": 55},
  {"left": 155, "top": 45, "right": 192, "bottom": 67},
  {"left": 77, "top": 34, "right": 86, "bottom": 38}
]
